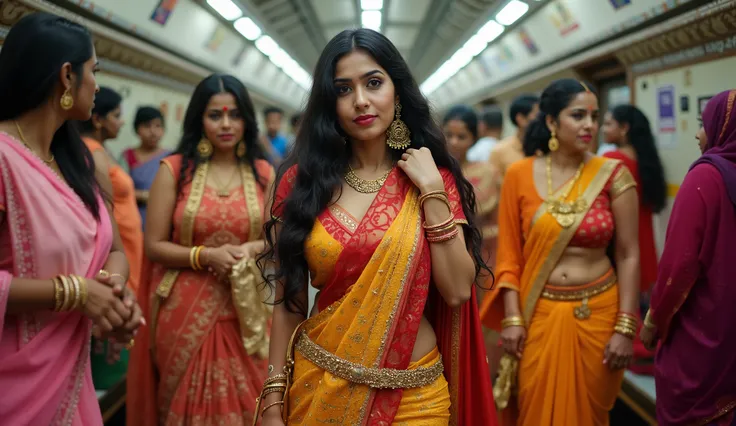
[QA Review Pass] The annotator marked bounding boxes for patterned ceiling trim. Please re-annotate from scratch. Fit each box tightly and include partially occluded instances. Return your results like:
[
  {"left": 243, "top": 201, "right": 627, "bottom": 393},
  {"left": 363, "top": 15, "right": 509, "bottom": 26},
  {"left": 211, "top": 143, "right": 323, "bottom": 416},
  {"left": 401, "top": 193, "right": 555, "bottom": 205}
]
[
  {"left": 0, "top": 0, "right": 210, "bottom": 87},
  {"left": 616, "top": 0, "right": 736, "bottom": 67}
]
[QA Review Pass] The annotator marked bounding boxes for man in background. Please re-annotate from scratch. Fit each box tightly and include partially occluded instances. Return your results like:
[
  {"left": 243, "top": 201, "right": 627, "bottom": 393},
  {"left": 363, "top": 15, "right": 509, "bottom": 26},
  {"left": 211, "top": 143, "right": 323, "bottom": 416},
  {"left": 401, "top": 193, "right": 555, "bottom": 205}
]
[
  {"left": 488, "top": 94, "right": 540, "bottom": 177},
  {"left": 264, "top": 106, "right": 289, "bottom": 158},
  {"left": 467, "top": 107, "right": 503, "bottom": 162}
]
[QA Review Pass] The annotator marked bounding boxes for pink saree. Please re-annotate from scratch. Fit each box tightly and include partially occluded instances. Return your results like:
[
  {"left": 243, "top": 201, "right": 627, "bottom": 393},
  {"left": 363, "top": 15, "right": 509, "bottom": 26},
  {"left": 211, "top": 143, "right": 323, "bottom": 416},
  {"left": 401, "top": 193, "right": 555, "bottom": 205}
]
[{"left": 0, "top": 133, "right": 111, "bottom": 425}]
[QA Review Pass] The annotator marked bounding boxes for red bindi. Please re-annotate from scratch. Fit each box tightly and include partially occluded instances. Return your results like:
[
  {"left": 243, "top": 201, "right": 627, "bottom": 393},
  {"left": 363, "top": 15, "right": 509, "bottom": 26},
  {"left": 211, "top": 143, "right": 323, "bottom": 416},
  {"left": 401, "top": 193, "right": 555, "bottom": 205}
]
[{"left": 222, "top": 106, "right": 229, "bottom": 112}]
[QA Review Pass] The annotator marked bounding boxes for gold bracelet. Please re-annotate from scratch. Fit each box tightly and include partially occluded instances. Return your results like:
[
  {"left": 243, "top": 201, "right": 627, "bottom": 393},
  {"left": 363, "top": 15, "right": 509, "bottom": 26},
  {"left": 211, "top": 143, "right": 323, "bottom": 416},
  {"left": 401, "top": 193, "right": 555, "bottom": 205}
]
[
  {"left": 52, "top": 277, "right": 63, "bottom": 312},
  {"left": 501, "top": 315, "right": 525, "bottom": 329},
  {"left": 261, "top": 400, "right": 284, "bottom": 417},
  {"left": 75, "top": 275, "right": 89, "bottom": 307},
  {"left": 264, "top": 374, "right": 288, "bottom": 385},
  {"left": 189, "top": 246, "right": 199, "bottom": 271},
  {"left": 614, "top": 325, "right": 636, "bottom": 338},
  {"left": 643, "top": 310, "right": 655, "bottom": 329},
  {"left": 69, "top": 275, "right": 81, "bottom": 311},
  {"left": 59, "top": 275, "right": 73, "bottom": 311},
  {"left": 194, "top": 246, "right": 204, "bottom": 270},
  {"left": 419, "top": 192, "right": 452, "bottom": 212}
]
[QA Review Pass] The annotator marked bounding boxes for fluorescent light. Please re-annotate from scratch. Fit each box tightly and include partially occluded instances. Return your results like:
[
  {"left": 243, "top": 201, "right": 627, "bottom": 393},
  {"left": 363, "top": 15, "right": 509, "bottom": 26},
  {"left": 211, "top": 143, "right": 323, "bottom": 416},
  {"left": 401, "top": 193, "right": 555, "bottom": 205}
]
[
  {"left": 461, "top": 34, "right": 488, "bottom": 57},
  {"left": 270, "top": 48, "right": 293, "bottom": 69},
  {"left": 495, "top": 0, "right": 529, "bottom": 26},
  {"left": 234, "top": 17, "right": 261, "bottom": 40},
  {"left": 477, "top": 20, "right": 504, "bottom": 43},
  {"left": 361, "top": 0, "right": 383, "bottom": 10},
  {"left": 255, "top": 35, "right": 279, "bottom": 57},
  {"left": 361, "top": 10, "right": 382, "bottom": 31},
  {"left": 206, "top": 0, "right": 242, "bottom": 21}
]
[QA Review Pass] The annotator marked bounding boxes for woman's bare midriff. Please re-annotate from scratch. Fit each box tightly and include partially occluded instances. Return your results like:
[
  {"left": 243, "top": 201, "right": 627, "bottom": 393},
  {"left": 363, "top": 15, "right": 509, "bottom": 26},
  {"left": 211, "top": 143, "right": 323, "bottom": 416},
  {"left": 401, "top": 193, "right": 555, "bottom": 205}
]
[
  {"left": 310, "top": 299, "right": 436, "bottom": 363},
  {"left": 547, "top": 247, "right": 612, "bottom": 287}
]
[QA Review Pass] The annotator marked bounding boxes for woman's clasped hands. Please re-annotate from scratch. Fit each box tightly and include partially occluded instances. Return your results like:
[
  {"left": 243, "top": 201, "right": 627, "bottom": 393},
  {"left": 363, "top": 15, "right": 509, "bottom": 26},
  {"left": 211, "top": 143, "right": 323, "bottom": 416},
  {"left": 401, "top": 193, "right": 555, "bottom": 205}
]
[{"left": 83, "top": 270, "right": 144, "bottom": 346}]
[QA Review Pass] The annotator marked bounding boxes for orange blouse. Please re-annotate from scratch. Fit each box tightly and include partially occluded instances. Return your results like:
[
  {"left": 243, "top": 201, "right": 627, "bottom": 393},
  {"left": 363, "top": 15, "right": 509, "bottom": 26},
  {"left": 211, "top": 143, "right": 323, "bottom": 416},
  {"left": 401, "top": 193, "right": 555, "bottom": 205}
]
[
  {"left": 83, "top": 138, "right": 143, "bottom": 292},
  {"left": 494, "top": 157, "right": 634, "bottom": 291}
]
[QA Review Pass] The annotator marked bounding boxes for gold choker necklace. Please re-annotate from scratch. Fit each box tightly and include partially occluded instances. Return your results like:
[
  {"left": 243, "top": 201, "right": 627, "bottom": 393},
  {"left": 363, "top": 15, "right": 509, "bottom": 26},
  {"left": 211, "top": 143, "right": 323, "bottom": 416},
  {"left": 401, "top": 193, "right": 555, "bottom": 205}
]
[
  {"left": 545, "top": 156, "right": 586, "bottom": 228},
  {"left": 344, "top": 165, "right": 391, "bottom": 193}
]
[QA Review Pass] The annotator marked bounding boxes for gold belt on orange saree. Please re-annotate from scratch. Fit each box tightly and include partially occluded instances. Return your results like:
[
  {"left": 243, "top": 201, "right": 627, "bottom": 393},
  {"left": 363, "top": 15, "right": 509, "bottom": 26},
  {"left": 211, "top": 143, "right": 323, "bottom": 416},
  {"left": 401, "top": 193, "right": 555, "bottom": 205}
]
[{"left": 294, "top": 331, "right": 444, "bottom": 389}]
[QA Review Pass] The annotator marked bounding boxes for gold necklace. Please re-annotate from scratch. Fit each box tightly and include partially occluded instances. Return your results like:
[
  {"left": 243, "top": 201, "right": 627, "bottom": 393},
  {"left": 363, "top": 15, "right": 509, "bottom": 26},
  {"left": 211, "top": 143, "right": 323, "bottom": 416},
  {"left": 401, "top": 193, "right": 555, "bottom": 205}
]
[
  {"left": 15, "top": 121, "right": 54, "bottom": 164},
  {"left": 545, "top": 156, "right": 587, "bottom": 228},
  {"left": 344, "top": 165, "right": 391, "bottom": 194},
  {"left": 210, "top": 165, "right": 239, "bottom": 197}
]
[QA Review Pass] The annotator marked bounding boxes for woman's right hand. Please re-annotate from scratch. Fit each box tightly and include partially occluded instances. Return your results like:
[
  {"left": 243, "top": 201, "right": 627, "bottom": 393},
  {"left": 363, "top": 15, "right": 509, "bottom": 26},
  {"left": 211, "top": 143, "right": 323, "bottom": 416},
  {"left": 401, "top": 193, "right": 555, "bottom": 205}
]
[
  {"left": 202, "top": 244, "right": 244, "bottom": 278},
  {"left": 81, "top": 279, "right": 133, "bottom": 339},
  {"left": 500, "top": 325, "right": 527, "bottom": 359}
]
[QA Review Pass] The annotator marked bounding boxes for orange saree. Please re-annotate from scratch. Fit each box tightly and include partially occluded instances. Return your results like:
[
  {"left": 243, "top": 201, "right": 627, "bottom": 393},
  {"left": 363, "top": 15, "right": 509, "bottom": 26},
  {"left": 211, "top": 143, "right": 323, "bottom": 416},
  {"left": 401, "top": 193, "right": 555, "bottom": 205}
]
[
  {"left": 480, "top": 157, "right": 629, "bottom": 426},
  {"left": 272, "top": 166, "right": 497, "bottom": 425},
  {"left": 127, "top": 155, "right": 273, "bottom": 426}
]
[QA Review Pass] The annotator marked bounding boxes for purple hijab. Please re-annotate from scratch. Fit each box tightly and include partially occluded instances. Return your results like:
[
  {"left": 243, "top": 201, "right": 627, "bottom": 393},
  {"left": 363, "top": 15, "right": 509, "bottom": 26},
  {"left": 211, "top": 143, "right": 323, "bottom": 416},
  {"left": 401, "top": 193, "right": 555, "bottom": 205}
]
[{"left": 691, "top": 89, "right": 736, "bottom": 205}]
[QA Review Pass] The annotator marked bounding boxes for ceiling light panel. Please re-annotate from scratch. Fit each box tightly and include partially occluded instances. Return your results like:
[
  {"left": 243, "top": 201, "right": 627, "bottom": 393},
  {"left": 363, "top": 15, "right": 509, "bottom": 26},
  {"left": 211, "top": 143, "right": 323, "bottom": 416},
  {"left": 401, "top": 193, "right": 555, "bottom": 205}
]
[
  {"left": 361, "top": 0, "right": 384, "bottom": 10},
  {"left": 234, "top": 17, "right": 262, "bottom": 40},
  {"left": 361, "top": 10, "right": 382, "bottom": 31},
  {"left": 495, "top": 0, "right": 529, "bottom": 26},
  {"left": 206, "top": 0, "right": 243, "bottom": 21}
]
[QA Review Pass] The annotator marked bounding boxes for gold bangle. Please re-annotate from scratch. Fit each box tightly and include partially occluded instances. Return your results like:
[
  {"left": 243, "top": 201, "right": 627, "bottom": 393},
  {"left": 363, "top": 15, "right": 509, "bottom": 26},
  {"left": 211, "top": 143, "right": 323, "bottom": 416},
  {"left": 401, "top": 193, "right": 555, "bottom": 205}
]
[
  {"left": 52, "top": 277, "right": 63, "bottom": 312},
  {"left": 75, "top": 275, "right": 89, "bottom": 307},
  {"left": 59, "top": 275, "right": 72, "bottom": 311},
  {"left": 501, "top": 315, "right": 525, "bottom": 328},
  {"left": 194, "top": 246, "right": 204, "bottom": 270},
  {"left": 419, "top": 192, "right": 452, "bottom": 212},
  {"left": 261, "top": 400, "right": 284, "bottom": 417},
  {"left": 614, "top": 325, "right": 636, "bottom": 338},
  {"left": 264, "top": 374, "right": 288, "bottom": 385},
  {"left": 189, "top": 246, "right": 199, "bottom": 270},
  {"left": 643, "top": 310, "right": 655, "bottom": 329},
  {"left": 69, "top": 275, "right": 81, "bottom": 311}
]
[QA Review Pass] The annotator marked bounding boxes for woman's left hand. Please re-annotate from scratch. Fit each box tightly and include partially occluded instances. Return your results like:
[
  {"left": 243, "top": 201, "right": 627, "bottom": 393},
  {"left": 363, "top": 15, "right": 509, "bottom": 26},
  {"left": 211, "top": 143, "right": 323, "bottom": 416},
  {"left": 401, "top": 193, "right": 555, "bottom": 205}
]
[
  {"left": 603, "top": 333, "right": 634, "bottom": 370},
  {"left": 398, "top": 148, "right": 444, "bottom": 194},
  {"left": 94, "top": 271, "right": 145, "bottom": 342}
]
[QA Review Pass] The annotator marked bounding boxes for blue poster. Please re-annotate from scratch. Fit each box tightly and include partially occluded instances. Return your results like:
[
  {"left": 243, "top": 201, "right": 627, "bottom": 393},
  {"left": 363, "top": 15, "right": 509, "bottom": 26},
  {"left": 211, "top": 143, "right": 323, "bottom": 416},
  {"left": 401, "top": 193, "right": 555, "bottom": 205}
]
[
  {"left": 657, "top": 85, "right": 676, "bottom": 133},
  {"left": 610, "top": 0, "right": 631, "bottom": 9}
]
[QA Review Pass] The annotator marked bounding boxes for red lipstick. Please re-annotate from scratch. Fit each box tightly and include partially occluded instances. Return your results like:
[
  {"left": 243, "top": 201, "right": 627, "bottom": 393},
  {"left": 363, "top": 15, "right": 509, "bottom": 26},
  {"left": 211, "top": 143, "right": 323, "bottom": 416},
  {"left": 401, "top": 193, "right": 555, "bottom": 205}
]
[{"left": 354, "top": 115, "right": 377, "bottom": 126}]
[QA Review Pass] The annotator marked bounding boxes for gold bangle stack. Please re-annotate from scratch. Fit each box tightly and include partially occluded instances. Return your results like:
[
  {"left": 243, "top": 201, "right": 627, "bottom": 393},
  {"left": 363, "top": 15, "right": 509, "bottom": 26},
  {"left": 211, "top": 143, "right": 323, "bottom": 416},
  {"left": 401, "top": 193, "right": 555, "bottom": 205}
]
[
  {"left": 614, "top": 312, "right": 638, "bottom": 338},
  {"left": 189, "top": 246, "right": 205, "bottom": 271},
  {"left": 420, "top": 191, "right": 459, "bottom": 243},
  {"left": 254, "top": 371, "right": 288, "bottom": 422},
  {"left": 52, "top": 275, "right": 89, "bottom": 312},
  {"left": 501, "top": 315, "right": 525, "bottom": 329},
  {"left": 643, "top": 310, "right": 655, "bottom": 330}
]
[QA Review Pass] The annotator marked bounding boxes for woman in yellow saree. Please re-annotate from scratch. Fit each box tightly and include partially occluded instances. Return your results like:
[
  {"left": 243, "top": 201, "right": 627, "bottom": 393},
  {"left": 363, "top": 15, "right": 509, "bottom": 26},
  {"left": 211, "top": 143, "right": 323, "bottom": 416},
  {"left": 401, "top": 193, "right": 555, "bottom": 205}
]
[
  {"left": 480, "top": 79, "right": 641, "bottom": 426},
  {"left": 256, "top": 29, "right": 497, "bottom": 426}
]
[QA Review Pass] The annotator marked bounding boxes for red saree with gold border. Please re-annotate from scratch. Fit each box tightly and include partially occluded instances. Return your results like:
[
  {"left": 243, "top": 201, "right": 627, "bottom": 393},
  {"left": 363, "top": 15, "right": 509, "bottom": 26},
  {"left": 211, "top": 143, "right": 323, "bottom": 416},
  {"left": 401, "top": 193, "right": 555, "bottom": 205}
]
[
  {"left": 273, "top": 165, "right": 496, "bottom": 425},
  {"left": 127, "top": 155, "right": 274, "bottom": 426}
]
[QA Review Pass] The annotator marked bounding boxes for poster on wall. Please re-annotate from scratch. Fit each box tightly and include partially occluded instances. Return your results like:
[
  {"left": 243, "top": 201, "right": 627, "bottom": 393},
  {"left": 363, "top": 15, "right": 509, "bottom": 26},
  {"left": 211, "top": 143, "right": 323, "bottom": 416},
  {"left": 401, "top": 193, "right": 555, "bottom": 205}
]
[
  {"left": 206, "top": 25, "right": 228, "bottom": 52},
  {"left": 151, "top": 0, "right": 179, "bottom": 26},
  {"left": 657, "top": 85, "right": 677, "bottom": 148},
  {"left": 518, "top": 28, "right": 538, "bottom": 55},
  {"left": 609, "top": 0, "right": 631, "bottom": 10},
  {"left": 548, "top": 1, "right": 579, "bottom": 37}
]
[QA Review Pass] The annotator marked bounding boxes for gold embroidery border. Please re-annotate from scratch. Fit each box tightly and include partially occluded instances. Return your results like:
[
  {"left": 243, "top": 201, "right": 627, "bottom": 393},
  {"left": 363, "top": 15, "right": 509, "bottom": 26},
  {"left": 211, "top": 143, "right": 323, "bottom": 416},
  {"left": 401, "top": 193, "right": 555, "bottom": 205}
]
[
  {"left": 610, "top": 166, "right": 637, "bottom": 199},
  {"left": 540, "top": 273, "right": 616, "bottom": 301}
]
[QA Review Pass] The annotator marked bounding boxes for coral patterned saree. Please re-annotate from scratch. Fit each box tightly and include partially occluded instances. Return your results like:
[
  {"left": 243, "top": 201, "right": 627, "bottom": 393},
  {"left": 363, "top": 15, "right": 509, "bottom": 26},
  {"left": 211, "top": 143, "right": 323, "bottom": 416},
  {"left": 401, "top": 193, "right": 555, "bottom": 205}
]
[{"left": 273, "top": 166, "right": 496, "bottom": 425}]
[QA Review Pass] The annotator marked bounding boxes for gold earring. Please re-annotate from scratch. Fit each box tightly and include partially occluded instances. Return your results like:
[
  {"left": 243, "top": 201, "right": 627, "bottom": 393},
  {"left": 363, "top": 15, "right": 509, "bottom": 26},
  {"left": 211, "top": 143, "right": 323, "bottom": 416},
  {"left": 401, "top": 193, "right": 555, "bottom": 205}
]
[
  {"left": 386, "top": 102, "right": 411, "bottom": 150},
  {"left": 198, "top": 137, "right": 213, "bottom": 159},
  {"left": 235, "top": 141, "right": 246, "bottom": 158},
  {"left": 548, "top": 130, "right": 559, "bottom": 152},
  {"left": 60, "top": 89, "right": 74, "bottom": 110}
]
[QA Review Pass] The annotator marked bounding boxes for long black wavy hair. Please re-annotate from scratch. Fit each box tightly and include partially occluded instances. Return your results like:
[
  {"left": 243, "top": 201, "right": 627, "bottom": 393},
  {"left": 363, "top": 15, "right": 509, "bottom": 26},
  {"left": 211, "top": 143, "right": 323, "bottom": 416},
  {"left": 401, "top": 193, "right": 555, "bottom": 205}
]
[
  {"left": 174, "top": 74, "right": 266, "bottom": 191},
  {"left": 523, "top": 78, "right": 597, "bottom": 157},
  {"left": 610, "top": 105, "right": 667, "bottom": 213},
  {"left": 259, "top": 28, "right": 490, "bottom": 315},
  {"left": 0, "top": 13, "right": 102, "bottom": 219}
]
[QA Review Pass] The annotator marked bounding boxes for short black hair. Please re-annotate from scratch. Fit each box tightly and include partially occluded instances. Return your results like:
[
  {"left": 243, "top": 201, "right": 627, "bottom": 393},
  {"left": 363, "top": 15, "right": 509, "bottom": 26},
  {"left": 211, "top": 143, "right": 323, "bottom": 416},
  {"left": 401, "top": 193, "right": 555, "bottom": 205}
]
[
  {"left": 264, "top": 106, "right": 284, "bottom": 117},
  {"left": 509, "top": 94, "right": 540, "bottom": 127},
  {"left": 290, "top": 112, "right": 302, "bottom": 127},
  {"left": 134, "top": 106, "right": 164, "bottom": 131},
  {"left": 479, "top": 107, "right": 503, "bottom": 130},
  {"left": 443, "top": 105, "right": 478, "bottom": 140},
  {"left": 78, "top": 86, "right": 122, "bottom": 133}
]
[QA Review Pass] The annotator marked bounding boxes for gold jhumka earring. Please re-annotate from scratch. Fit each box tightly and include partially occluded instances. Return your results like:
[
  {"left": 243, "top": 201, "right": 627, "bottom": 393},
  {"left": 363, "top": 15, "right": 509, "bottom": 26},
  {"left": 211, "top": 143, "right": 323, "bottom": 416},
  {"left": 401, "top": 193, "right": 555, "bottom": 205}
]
[
  {"left": 386, "top": 102, "right": 411, "bottom": 150},
  {"left": 197, "top": 137, "right": 213, "bottom": 159},
  {"left": 548, "top": 130, "right": 559, "bottom": 152}
]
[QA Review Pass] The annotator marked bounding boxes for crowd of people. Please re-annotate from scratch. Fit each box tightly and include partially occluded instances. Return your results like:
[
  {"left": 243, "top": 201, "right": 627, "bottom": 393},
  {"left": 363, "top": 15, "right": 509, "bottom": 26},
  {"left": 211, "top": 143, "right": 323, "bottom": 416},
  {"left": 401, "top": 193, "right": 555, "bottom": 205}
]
[{"left": 0, "top": 10, "right": 735, "bottom": 426}]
